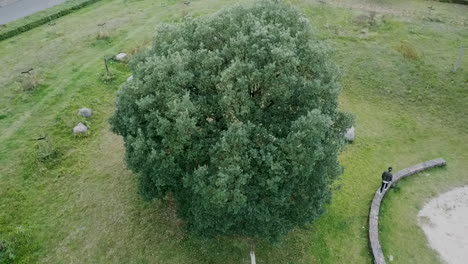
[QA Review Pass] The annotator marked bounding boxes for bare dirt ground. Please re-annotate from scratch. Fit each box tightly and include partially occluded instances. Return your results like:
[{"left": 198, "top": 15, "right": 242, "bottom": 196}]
[{"left": 418, "top": 186, "right": 468, "bottom": 264}]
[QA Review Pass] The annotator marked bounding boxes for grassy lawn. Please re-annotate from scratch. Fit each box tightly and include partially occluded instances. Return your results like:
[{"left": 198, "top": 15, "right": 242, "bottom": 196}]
[{"left": 0, "top": 0, "right": 467, "bottom": 263}]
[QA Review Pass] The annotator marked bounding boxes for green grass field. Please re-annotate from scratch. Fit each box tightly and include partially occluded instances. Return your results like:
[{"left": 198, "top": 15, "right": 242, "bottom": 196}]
[{"left": 0, "top": 0, "right": 467, "bottom": 263}]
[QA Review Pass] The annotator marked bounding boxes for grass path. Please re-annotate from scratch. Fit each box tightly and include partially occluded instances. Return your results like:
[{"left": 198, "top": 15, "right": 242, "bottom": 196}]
[
  {"left": 0, "top": 0, "right": 243, "bottom": 144},
  {"left": 0, "top": 0, "right": 169, "bottom": 144},
  {"left": 0, "top": 0, "right": 467, "bottom": 263}
]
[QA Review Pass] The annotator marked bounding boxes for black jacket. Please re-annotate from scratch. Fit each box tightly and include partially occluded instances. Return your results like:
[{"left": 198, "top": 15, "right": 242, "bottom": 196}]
[{"left": 382, "top": 171, "right": 393, "bottom": 181}]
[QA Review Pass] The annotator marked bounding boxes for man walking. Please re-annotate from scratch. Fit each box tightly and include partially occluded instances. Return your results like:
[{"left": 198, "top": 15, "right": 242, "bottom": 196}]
[{"left": 380, "top": 167, "right": 393, "bottom": 194}]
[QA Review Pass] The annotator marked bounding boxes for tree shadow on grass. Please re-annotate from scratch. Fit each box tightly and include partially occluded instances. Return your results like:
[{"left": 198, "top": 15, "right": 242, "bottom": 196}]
[{"left": 136, "top": 197, "right": 316, "bottom": 264}]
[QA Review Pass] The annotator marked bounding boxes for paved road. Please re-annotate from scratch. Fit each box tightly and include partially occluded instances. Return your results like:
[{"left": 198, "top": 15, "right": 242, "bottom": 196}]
[{"left": 0, "top": 0, "right": 67, "bottom": 25}]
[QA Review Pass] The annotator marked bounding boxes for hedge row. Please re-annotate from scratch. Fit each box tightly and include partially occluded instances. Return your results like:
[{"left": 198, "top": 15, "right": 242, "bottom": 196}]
[
  {"left": 437, "top": 0, "right": 468, "bottom": 4},
  {"left": 0, "top": 0, "right": 103, "bottom": 41}
]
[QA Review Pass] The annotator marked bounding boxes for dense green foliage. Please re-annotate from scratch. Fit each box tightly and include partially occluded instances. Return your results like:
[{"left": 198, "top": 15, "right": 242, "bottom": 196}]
[
  {"left": 1, "top": 0, "right": 467, "bottom": 262},
  {"left": 110, "top": 0, "right": 352, "bottom": 241},
  {"left": 0, "top": 0, "right": 103, "bottom": 41}
]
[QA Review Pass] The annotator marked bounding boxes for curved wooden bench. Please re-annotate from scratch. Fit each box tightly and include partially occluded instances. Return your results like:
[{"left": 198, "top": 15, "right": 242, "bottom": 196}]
[{"left": 369, "top": 158, "right": 447, "bottom": 264}]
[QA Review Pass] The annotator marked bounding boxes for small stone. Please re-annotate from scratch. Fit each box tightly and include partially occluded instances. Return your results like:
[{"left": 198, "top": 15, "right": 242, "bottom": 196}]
[
  {"left": 73, "top": 123, "right": 88, "bottom": 134},
  {"left": 78, "top": 107, "right": 92, "bottom": 118},
  {"left": 115, "top": 52, "right": 127, "bottom": 61},
  {"left": 344, "top": 126, "right": 355, "bottom": 142},
  {"left": 127, "top": 75, "right": 133, "bottom": 82},
  {"left": 389, "top": 255, "right": 394, "bottom": 262}
]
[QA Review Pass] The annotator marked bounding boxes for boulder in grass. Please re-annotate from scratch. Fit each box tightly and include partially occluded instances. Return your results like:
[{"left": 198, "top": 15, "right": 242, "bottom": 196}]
[
  {"left": 127, "top": 75, "right": 133, "bottom": 82},
  {"left": 344, "top": 126, "right": 355, "bottom": 142},
  {"left": 78, "top": 107, "right": 93, "bottom": 118},
  {"left": 115, "top": 53, "right": 128, "bottom": 61},
  {"left": 73, "top": 123, "right": 88, "bottom": 134}
]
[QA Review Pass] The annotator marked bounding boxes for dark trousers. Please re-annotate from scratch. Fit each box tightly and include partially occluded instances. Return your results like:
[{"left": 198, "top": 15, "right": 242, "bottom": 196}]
[{"left": 380, "top": 181, "right": 389, "bottom": 193}]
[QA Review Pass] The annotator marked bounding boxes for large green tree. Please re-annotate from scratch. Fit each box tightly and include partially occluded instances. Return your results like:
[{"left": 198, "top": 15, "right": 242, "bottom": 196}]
[{"left": 110, "top": 0, "right": 352, "bottom": 244}]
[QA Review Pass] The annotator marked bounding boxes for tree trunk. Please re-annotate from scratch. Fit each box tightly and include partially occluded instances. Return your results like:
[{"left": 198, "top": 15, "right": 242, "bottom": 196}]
[
  {"left": 250, "top": 249, "right": 256, "bottom": 264},
  {"left": 249, "top": 239, "right": 256, "bottom": 264},
  {"left": 104, "top": 57, "right": 110, "bottom": 74}
]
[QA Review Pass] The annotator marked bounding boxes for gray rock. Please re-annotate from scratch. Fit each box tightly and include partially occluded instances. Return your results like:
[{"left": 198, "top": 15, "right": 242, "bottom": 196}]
[
  {"left": 127, "top": 75, "right": 133, "bottom": 82},
  {"left": 344, "top": 126, "right": 355, "bottom": 142},
  {"left": 115, "top": 52, "right": 127, "bottom": 61},
  {"left": 78, "top": 107, "right": 92, "bottom": 118},
  {"left": 73, "top": 123, "right": 88, "bottom": 134}
]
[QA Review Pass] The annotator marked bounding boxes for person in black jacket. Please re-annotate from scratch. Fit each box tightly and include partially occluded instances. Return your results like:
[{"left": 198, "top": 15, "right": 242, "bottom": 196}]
[{"left": 380, "top": 167, "right": 393, "bottom": 194}]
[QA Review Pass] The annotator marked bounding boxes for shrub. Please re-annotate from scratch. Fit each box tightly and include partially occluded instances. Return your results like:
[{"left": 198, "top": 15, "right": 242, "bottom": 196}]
[
  {"left": 96, "top": 30, "right": 110, "bottom": 40},
  {"left": 0, "top": 227, "right": 35, "bottom": 264},
  {"left": 353, "top": 11, "right": 378, "bottom": 28},
  {"left": 36, "top": 136, "right": 57, "bottom": 161},
  {"left": 0, "top": 0, "right": 103, "bottom": 41},
  {"left": 110, "top": 0, "right": 352, "bottom": 242},
  {"left": 17, "top": 73, "right": 40, "bottom": 92},
  {"left": 100, "top": 71, "right": 115, "bottom": 83},
  {"left": 436, "top": 0, "right": 468, "bottom": 4},
  {"left": 397, "top": 41, "right": 420, "bottom": 60},
  {"left": 0, "top": 239, "right": 16, "bottom": 264},
  {"left": 96, "top": 26, "right": 110, "bottom": 40}
]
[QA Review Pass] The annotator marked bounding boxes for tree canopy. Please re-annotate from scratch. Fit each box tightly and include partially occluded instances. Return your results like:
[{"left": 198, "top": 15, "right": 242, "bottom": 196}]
[{"left": 110, "top": 0, "right": 352, "bottom": 242}]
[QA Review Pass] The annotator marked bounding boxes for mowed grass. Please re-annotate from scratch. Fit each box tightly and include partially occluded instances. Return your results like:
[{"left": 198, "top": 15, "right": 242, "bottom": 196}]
[{"left": 0, "top": 0, "right": 467, "bottom": 263}]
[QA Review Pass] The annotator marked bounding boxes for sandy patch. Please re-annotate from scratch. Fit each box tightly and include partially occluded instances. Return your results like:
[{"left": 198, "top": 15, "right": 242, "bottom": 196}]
[{"left": 418, "top": 186, "right": 468, "bottom": 264}]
